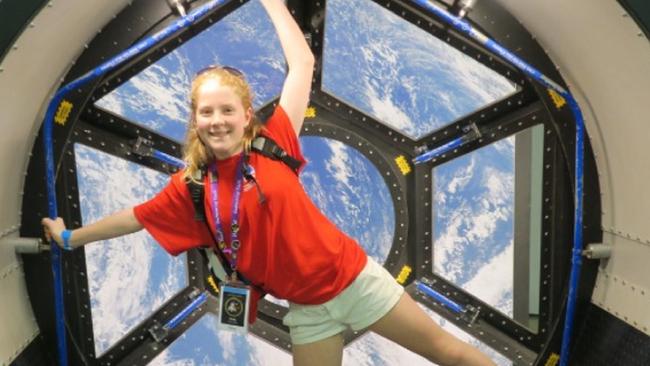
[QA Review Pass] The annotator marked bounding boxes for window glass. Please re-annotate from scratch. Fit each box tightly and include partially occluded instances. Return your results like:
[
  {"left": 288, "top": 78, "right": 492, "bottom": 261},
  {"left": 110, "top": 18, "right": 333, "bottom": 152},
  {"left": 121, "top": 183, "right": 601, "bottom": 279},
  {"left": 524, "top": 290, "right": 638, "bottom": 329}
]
[
  {"left": 432, "top": 125, "right": 543, "bottom": 332},
  {"left": 150, "top": 313, "right": 292, "bottom": 365},
  {"left": 95, "top": 0, "right": 285, "bottom": 142},
  {"left": 323, "top": 0, "right": 517, "bottom": 139},
  {"left": 433, "top": 137, "right": 515, "bottom": 317},
  {"left": 300, "top": 136, "right": 395, "bottom": 264},
  {"left": 75, "top": 143, "right": 187, "bottom": 356}
]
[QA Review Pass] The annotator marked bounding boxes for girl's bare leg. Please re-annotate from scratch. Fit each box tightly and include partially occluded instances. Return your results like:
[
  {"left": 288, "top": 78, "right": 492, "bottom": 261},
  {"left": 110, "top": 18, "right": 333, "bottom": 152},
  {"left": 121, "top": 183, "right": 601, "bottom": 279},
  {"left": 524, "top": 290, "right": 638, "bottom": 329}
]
[
  {"left": 292, "top": 333, "right": 344, "bottom": 366},
  {"left": 368, "top": 293, "right": 496, "bottom": 366}
]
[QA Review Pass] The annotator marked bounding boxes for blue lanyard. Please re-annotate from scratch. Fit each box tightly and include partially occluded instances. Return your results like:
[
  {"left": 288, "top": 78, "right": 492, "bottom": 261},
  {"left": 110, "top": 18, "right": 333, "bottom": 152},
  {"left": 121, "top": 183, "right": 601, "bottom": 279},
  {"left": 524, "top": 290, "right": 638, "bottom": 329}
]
[{"left": 209, "top": 156, "right": 244, "bottom": 273}]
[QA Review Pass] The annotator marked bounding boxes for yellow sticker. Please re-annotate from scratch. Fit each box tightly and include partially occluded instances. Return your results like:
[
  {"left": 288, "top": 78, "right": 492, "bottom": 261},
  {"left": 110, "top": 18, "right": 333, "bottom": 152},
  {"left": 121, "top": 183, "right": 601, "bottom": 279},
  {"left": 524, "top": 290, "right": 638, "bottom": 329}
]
[
  {"left": 395, "top": 155, "right": 412, "bottom": 175},
  {"left": 548, "top": 89, "right": 566, "bottom": 109},
  {"left": 305, "top": 106, "right": 316, "bottom": 118},
  {"left": 396, "top": 265, "right": 412, "bottom": 285},
  {"left": 54, "top": 100, "right": 74, "bottom": 126},
  {"left": 207, "top": 275, "right": 220, "bottom": 294},
  {"left": 544, "top": 353, "right": 560, "bottom": 366}
]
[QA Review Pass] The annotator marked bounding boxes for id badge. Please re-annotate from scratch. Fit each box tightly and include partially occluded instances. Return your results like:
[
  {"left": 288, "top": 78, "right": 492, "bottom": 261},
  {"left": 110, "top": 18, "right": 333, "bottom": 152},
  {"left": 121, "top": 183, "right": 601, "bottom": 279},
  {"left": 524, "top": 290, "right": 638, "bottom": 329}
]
[{"left": 218, "top": 283, "right": 250, "bottom": 333}]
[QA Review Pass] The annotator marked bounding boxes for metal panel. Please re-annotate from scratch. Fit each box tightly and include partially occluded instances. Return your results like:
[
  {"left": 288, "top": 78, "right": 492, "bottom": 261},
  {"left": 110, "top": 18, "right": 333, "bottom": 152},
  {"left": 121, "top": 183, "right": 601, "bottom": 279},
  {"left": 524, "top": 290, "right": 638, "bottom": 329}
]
[
  {"left": 592, "top": 232, "right": 650, "bottom": 336},
  {"left": 0, "top": 252, "right": 39, "bottom": 365}
]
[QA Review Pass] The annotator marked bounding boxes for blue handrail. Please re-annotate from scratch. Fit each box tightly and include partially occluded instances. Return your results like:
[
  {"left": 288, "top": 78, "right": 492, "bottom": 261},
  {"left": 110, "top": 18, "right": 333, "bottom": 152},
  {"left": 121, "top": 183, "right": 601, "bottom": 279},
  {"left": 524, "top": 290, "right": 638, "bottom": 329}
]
[
  {"left": 415, "top": 281, "right": 465, "bottom": 314},
  {"left": 41, "top": 1, "right": 228, "bottom": 364},
  {"left": 413, "top": 122, "right": 481, "bottom": 164},
  {"left": 413, "top": 136, "right": 464, "bottom": 165},
  {"left": 409, "top": 1, "right": 585, "bottom": 364},
  {"left": 152, "top": 149, "right": 186, "bottom": 168},
  {"left": 164, "top": 292, "right": 208, "bottom": 330}
]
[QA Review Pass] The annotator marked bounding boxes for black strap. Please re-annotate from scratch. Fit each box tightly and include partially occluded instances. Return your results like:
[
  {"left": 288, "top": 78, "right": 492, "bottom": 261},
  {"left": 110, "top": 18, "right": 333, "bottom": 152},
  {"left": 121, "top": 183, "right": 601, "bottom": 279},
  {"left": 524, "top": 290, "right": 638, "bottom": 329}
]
[
  {"left": 188, "top": 169, "right": 206, "bottom": 222},
  {"left": 251, "top": 136, "right": 301, "bottom": 174}
]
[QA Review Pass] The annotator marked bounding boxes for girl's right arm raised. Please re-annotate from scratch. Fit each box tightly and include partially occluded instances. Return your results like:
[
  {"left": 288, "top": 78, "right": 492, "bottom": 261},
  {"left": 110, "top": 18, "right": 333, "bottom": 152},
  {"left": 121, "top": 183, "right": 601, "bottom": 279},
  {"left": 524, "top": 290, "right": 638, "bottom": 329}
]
[{"left": 42, "top": 208, "right": 143, "bottom": 250}]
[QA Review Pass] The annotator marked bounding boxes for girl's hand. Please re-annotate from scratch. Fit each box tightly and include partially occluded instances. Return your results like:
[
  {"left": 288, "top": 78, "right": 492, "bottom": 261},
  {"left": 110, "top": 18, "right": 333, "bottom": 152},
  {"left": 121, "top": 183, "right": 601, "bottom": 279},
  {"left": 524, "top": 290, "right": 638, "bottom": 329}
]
[{"left": 41, "top": 217, "right": 67, "bottom": 248}]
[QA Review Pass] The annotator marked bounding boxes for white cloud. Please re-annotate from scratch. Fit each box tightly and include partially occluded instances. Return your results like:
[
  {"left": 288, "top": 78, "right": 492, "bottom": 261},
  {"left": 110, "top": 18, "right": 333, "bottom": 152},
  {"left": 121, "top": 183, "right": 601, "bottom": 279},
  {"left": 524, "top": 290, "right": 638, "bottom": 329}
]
[
  {"left": 217, "top": 330, "right": 237, "bottom": 362},
  {"left": 464, "top": 241, "right": 514, "bottom": 315},
  {"left": 433, "top": 212, "right": 467, "bottom": 282},
  {"left": 365, "top": 88, "right": 415, "bottom": 134},
  {"left": 492, "top": 137, "right": 515, "bottom": 156},
  {"left": 128, "top": 62, "right": 190, "bottom": 124},
  {"left": 149, "top": 347, "right": 197, "bottom": 366},
  {"left": 447, "top": 156, "right": 476, "bottom": 194},
  {"left": 326, "top": 140, "right": 354, "bottom": 190},
  {"left": 483, "top": 166, "right": 514, "bottom": 207},
  {"left": 95, "top": 92, "right": 124, "bottom": 116},
  {"left": 247, "top": 336, "right": 292, "bottom": 365}
]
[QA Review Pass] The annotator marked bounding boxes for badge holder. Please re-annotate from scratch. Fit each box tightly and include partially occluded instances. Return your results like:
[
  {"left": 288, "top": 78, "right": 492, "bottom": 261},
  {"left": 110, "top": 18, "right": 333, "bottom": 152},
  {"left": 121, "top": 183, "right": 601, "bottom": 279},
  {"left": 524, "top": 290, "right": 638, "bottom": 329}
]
[{"left": 218, "top": 282, "right": 250, "bottom": 334}]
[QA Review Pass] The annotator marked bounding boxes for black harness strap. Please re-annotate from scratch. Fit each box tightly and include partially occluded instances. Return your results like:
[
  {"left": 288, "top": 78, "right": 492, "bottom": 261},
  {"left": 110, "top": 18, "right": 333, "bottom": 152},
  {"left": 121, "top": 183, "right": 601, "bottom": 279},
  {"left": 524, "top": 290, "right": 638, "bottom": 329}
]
[
  {"left": 189, "top": 169, "right": 206, "bottom": 221},
  {"left": 251, "top": 136, "right": 301, "bottom": 174}
]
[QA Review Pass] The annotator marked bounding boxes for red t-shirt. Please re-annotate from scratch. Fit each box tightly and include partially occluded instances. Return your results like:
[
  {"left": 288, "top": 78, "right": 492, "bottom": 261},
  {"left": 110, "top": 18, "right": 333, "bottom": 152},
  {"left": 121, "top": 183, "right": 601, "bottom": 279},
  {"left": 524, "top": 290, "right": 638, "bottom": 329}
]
[{"left": 134, "top": 106, "right": 368, "bottom": 322}]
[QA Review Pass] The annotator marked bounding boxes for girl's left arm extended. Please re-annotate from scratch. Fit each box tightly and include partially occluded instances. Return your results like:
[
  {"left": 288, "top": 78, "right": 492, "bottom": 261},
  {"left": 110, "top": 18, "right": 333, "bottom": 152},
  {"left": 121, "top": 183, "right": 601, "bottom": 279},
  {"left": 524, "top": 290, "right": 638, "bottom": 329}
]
[{"left": 260, "top": 0, "right": 315, "bottom": 136}]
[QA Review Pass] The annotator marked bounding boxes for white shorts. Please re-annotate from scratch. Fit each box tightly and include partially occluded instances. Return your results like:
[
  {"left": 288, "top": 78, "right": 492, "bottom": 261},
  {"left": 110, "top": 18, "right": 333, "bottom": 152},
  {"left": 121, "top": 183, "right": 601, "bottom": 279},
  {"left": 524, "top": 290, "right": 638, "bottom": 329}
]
[{"left": 282, "top": 257, "right": 404, "bottom": 345}]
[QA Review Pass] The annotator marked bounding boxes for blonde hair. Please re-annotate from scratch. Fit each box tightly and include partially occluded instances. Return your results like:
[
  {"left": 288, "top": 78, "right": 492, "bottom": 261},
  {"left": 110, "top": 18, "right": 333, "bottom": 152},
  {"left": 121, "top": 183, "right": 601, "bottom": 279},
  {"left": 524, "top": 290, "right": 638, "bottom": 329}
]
[{"left": 182, "top": 68, "right": 264, "bottom": 183}]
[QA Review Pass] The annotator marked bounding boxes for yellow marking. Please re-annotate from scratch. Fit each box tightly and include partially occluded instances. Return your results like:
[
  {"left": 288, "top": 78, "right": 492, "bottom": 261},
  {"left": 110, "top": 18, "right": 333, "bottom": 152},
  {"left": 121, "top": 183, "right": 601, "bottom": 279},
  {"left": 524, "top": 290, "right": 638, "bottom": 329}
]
[
  {"left": 207, "top": 275, "right": 219, "bottom": 294},
  {"left": 544, "top": 353, "right": 560, "bottom": 366},
  {"left": 305, "top": 106, "right": 317, "bottom": 118},
  {"left": 54, "top": 100, "right": 74, "bottom": 126},
  {"left": 548, "top": 89, "right": 566, "bottom": 109},
  {"left": 395, "top": 155, "right": 412, "bottom": 175},
  {"left": 396, "top": 265, "right": 412, "bottom": 285}
]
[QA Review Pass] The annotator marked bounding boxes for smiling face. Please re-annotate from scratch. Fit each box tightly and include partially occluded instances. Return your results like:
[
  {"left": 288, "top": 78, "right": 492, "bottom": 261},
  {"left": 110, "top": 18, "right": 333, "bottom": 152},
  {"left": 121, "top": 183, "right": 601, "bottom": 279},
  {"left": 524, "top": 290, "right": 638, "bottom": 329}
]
[{"left": 193, "top": 77, "right": 253, "bottom": 160}]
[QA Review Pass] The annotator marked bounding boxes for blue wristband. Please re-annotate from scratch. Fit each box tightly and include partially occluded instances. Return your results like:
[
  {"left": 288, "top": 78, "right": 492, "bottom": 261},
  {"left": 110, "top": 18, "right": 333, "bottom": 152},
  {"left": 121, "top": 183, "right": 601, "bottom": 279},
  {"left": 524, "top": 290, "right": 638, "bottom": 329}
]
[{"left": 61, "top": 229, "right": 73, "bottom": 251}]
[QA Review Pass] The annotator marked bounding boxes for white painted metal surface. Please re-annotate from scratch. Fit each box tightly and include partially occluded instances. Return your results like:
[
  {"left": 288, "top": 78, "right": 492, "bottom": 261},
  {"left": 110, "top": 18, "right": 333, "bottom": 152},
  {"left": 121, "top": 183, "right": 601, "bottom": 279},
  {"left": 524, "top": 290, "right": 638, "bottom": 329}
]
[
  {"left": 0, "top": 1, "right": 132, "bottom": 363},
  {"left": 593, "top": 233, "right": 650, "bottom": 335}
]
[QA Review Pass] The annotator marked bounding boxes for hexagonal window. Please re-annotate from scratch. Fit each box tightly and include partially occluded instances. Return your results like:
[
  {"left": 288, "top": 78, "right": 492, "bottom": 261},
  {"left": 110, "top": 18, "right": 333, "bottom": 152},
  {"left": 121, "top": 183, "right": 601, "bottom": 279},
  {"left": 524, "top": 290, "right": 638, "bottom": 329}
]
[
  {"left": 432, "top": 125, "right": 544, "bottom": 332},
  {"left": 75, "top": 143, "right": 187, "bottom": 356},
  {"left": 95, "top": 0, "right": 286, "bottom": 142},
  {"left": 323, "top": 0, "right": 518, "bottom": 140}
]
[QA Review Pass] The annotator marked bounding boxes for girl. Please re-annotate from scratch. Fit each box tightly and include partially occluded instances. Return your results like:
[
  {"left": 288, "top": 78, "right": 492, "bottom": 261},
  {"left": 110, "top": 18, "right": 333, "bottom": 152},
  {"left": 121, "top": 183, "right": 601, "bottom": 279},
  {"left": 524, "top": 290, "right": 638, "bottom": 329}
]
[{"left": 43, "top": 1, "right": 495, "bottom": 365}]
